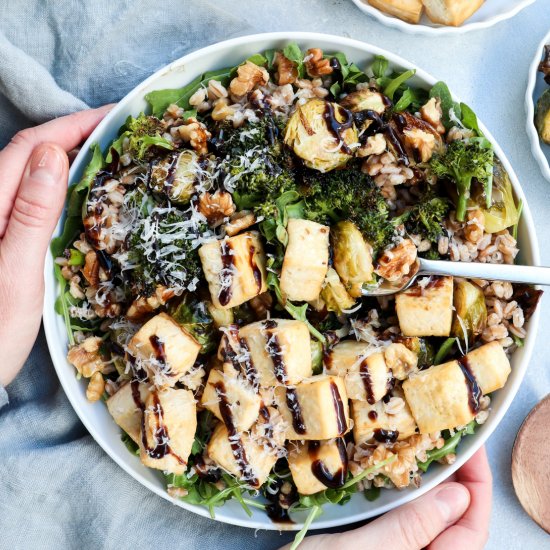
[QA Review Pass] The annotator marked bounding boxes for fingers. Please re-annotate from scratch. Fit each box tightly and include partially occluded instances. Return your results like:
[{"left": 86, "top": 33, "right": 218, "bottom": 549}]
[
  {"left": 428, "top": 448, "right": 492, "bottom": 550},
  {"left": 0, "top": 104, "right": 114, "bottom": 237},
  {"left": 0, "top": 142, "right": 69, "bottom": 281}
]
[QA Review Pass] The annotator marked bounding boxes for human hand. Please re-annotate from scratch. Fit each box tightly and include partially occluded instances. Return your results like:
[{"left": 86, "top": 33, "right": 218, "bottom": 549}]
[
  {"left": 0, "top": 106, "right": 113, "bottom": 386},
  {"left": 286, "top": 447, "right": 492, "bottom": 550}
]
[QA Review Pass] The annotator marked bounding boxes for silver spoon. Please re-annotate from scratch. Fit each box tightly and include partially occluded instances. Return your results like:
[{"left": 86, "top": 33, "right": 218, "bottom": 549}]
[{"left": 362, "top": 258, "right": 550, "bottom": 297}]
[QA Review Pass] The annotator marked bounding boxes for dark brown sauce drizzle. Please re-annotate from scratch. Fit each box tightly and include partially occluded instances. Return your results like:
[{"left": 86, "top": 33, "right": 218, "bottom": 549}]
[
  {"left": 373, "top": 429, "right": 399, "bottom": 444},
  {"left": 457, "top": 356, "right": 482, "bottom": 415},
  {"left": 149, "top": 335, "right": 167, "bottom": 365},
  {"left": 368, "top": 410, "right": 378, "bottom": 421},
  {"left": 218, "top": 240, "right": 234, "bottom": 306},
  {"left": 330, "top": 381, "right": 348, "bottom": 436},
  {"left": 238, "top": 337, "right": 260, "bottom": 392},
  {"left": 323, "top": 102, "right": 354, "bottom": 154},
  {"left": 259, "top": 404, "right": 274, "bottom": 447},
  {"left": 214, "top": 381, "right": 258, "bottom": 486},
  {"left": 164, "top": 152, "right": 180, "bottom": 190},
  {"left": 131, "top": 380, "right": 144, "bottom": 411},
  {"left": 127, "top": 353, "right": 148, "bottom": 382},
  {"left": 248, "top": 245, "right": 263, "bottom": 293},
  {"left": 308, "top": 438, "right": 348, "bottom": 489},
  {"left": 359, "top": 357, "right": 376, "bottom": 405}
]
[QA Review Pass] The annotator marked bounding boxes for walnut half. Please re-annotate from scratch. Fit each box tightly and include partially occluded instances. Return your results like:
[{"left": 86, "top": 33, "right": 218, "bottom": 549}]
[
  {"left": 375, "top": 239, "right": 418, "bottom": 282},
  {"left": 197, "top": 190, "right": 235, "bottom": 226}
]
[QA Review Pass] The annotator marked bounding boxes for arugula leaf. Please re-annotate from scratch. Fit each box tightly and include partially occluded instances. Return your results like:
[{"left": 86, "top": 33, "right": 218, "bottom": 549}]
[
  {"left": 290, "top": 506, "right": 322, "bottom": 550},
  {"left": 512, "top": 199, "right": 523, "bottom": 241},
  {"left": 264, "top": 48, "right": 277, "bottom": 69},
  {"left": 328, "top": 52, "right": 368, "bottom": 98},
  {"left": 511, "top": 333, "right": 525, "bottom": 347},
  {"left": 383, "top": 69, "right": 416, "bottom": 101},
  {"left": 434, "top": 337, "right": 456, "bottom": 365},
  {"left": 283, "top": 42, "right": 305, "bottom": 78},
  {"left": 364, "top": 486, "right": 381, "bottom": 502},
  {"left": 371, "top": 55, "right": 389, "bottom": 79},
  {"left": 393, "top": 88, "right": 414, "bottom": 112},
  {"left": 53, "top": 264, "right": 75, "bottom": 346},
  {"left": 460, "top": 102, "right": 484, "bottom": 136},
  {"left": 429, "top": 81, "right": 462, "bottom": 130},
  {"left": 121, "top": 431, "right": 140, "bottom": 456}
]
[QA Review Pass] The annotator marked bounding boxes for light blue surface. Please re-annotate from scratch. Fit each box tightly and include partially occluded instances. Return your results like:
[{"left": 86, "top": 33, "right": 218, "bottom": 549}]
[{"left": 0, "top": 0, "right": 549, "bottom": 548}]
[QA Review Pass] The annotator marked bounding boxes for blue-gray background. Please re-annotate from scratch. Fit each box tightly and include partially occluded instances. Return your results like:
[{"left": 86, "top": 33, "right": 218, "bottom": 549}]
[{"left": 0, "top": 1, "right": 548, "bottom": 548}]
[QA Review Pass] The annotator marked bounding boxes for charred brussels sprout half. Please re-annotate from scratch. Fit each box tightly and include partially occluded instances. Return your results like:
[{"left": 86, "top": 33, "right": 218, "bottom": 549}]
[
  {"left": 320, "top": 267, "right": 356, "bottom": 314},
  {"left": 340, "top": 89, "right": 388, "bottom": 114},
  {"left": 284, "top": 98, "right": 358, "bottom": 172},
  {"left": 149, "top": 150, "right": 198, "bottom": 205},
  {"left": 330, "top": 220, "right": 374, "bottom": 298},
  {"left": 451, "top": 280, "right": 487, "bottom": 344},
  {"left": 535, "top": 88, "right": 550, "bottom": 145}
]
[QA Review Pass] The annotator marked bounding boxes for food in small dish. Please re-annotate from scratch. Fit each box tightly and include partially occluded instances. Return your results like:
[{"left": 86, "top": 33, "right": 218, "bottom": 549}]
[
  {"left": 52, "top": 43, "right": 541, "bottom": 537},
  {"left": 535, "top": 45, "right": 550, "bottom": 144}
]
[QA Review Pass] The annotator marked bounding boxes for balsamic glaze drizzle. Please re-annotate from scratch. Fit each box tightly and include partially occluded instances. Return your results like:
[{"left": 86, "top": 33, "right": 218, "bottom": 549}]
[
  {"left": 359, "top": 357, "right": 376, "bottom": 405},
  {"left": 323, "top": 102, "right": 354, "bottom": 154},
  {"left": 218, "top": 241, "right": 234, "bottom": 306},
  {"left": 308, "top": 438, "right": 348, "bottom": 489},
  {"left": 329, "top": 381, "right": 348, "bottom": 436},
  {"left": 457, "top": 356, "right": 482, "bottom": 414}
]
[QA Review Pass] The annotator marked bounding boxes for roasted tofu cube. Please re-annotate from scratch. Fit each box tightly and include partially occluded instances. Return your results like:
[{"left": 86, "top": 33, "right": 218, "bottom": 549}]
[
  {"left": 288, "top": 438, "right": 348, "bottom": 495},
  {"left": 128, "top": 312, "right": 201, "bottom": 386},
  {"left": 207, "top": 422, "right": 277, "bottom": 488},
  {"left": 199, "top": 231, "right": 267, "bottom": 309},
  {"left": 396, "top": 276, "right": 454, "bottom": 337},
  {"left": 201, "top": 369, "right": 262, "bottom": 432},
  {"left": 139, "top": 388, "right": 196, "bottom": 475},
  {"left": 464, "top": 342, "right": 511, "bottom": 394},
  {"left": 325, "top": 341, "right": 390, "bottom": 403},
  {"left": 280, "top": 219, "right": 329, "bottom": 302},
  {"left": 403, "top": 360, "right": 475, "bottom": 433},
  {"left": 275, "top": 375, "right": 350, "bottom": 440},
  {"left": 367, "top": 0, "right": 423, "bottom": 24},
  {"left": 106, "top": 381, "right": 151, "bottom": 444},
  {"left": 238, "top": 319, "right": 312, "bottom": 387},
  {"left": 352, "top": 392, "right": 417, "bottom": 444}
]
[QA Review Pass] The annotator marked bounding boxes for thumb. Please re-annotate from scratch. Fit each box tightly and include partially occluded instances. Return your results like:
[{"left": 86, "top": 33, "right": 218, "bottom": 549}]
[{"left": 0, "top": 142, "right": 69, "bottom": 278}]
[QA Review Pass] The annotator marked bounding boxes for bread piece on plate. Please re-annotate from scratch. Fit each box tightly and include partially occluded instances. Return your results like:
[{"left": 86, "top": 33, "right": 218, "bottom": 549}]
[
  {"left": 396, "top": 276, "right": 453, "bottom": 337},
  {"left": 367, "top": 0, "right": 424, "bottom": 24},
  {"left": 403, "top": 360, "right": 476, "bottom": 433},
  {"left": 464, "top": 341, "right": 511, "bottom": 394},
  {"left": 238, "top": 318, "right": 312, "bottom": 387},
  {"left": 128, "top": 312, "right": 201, "bottom": 386},
  {"left": 288, "top": 438, "right": 348, "bottom": 495},
  {"left": 199, "top": 231, "right": 267, "bottom": 309},
  {"left": 139, "top": 388, "right": 197, "bottom": 475},
  {"left": 106, "top": 381, "right": 151, "bottom": 444},
  {"left": 325, "top": 341, "right": 390, "bottom": 403},
  {"left": 275, "top": 375, "right": 350, "bottom": 440},
  {"left": 422, "top": 0, "right": 484, "bottom": 26},
  {"left": 201, "top": 368, "right": 262, "bottom": 432},
  {"left": 280, "top": 218, "right": 330, "bottom": 302}
]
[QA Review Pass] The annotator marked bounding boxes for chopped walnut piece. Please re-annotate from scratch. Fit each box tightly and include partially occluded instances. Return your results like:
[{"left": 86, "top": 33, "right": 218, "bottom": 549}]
[
  {"left": 126, "top": 286, "right": 175, "bottom": 321},
  {"left": 224, "top": 210, "right": 256, "bottom": 236},
  {"left": 375, "top": 239, "right": 418, "bottom": 282},
  {"left": 357, "top": 133, "right": 386, "bottom": 157},
  {"left": 446, "top": 126, "right": 475, "bottom": 143},
  {"left": 229, "top": 61, "right": 269, "bottom": 98},
  {"left": 86, "top": 372, "right": 105, "bottom": 402},
  {"left": 305, "top": 48, "right": 333, "bottom": 78},
  {"left": 82, "top": 251, "right": 100, "bottom": 287},
  {"left": 384, "top": 343, "right": 418, "bottom": 380},
  {"left": 67, "top": 336, "right": 106, "bottom": 378},
  {"left": 403, "top": 127, "right": 440, "bottom": 163},
  {"left": 197, "top": 190, "right": 235, "bottom": 226},
  {"left": 211, "top": 98, "right": 235, "bottom": 122},
  {"left": 464, "top": 209, "right": 485, "bottom": 244},
  {"left": 420, "top": 97, "right": 445, "bottom": 134},
  {"left": 177, "top": 117, "right": 211, "bottom": 155},
  {"left": 274, "top": 52, "right": 298, "bottom": 85}
]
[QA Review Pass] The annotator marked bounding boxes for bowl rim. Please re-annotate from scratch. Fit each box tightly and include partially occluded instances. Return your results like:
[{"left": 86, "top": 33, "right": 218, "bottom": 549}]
[
  {"left": 43, "top": 31, "right": 541, "bottom": 531},
  {"left": 525, "top": 27, "right": 550, "bottom": 182},
  {"left": 349, "top": 0, "right": 537, "bottom": 36}
]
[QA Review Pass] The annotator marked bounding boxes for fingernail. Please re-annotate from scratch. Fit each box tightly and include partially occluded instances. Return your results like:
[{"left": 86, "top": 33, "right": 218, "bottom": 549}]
[
  {"left": 29, "top": 145, "right": 64, "bottom": 185},
  {"left": 435, "top": 484, "right": 470, "bottom": 523}
]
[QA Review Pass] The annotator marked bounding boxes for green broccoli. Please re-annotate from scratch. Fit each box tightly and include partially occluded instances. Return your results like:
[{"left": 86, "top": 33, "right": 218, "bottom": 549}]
[{"left": 430, "top": 138, "right": 493, "bottom": 222}]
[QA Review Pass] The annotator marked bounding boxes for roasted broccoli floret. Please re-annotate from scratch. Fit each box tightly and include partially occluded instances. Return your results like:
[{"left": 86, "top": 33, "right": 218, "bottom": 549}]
[{"left": 430, "top": 139, "right": 493, "bottom": 222}]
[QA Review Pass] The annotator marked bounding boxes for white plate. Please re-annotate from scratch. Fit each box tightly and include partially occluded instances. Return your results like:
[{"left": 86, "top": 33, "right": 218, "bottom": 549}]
[
  {"left": 350, "top": 0, "right": 536, "bottom": 35},
  {"left": 526, "top": 28, "right": 550, "bottom": 182},
  {"left": 43, "top": 32, "right": 540, "bottom": 532}
]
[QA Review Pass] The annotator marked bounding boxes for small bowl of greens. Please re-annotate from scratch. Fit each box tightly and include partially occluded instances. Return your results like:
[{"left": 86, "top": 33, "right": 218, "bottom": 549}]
[{"left": 43, "top": 32, "right": 540, "bottom": 541}]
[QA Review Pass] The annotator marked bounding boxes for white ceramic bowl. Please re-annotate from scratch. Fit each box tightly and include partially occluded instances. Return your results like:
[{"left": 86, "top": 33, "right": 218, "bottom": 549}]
[
  {"left": 526, "top": 28, "right": 550, "bottom": 182},
  {"left": 43, "top": 32, "right": 540, "bottom": 532},
  {"left": 350, "top": 0, "right": 536, "bottom": 35}
]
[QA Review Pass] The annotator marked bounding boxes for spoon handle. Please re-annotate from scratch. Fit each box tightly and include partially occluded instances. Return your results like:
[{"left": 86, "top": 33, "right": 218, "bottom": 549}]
[{"left": 419, "top": 258, "right": 550, "bottom": 286}]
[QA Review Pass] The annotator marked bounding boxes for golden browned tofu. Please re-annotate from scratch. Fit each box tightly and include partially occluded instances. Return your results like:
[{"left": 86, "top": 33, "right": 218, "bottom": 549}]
[
  {"left": 368, "top": 0, "right": 424, "bottom": 23},
  {"left": 106, "top": 381, "right": 150, "bottom": 444},
  {"left": 275, "top": 375, "right": 350, "bottom": 440},
  {"left": 280, "top": 219, "right": 329, "bottom": 302},
  {"left": 403, "top": 360, "right": 476, "bottom": 433},
  {"left": 422, "top": 0, "right": 484, "bottom": 26},
  {"left": 199, "top": 231, "right": 267, "bottom": 309},
  {"left": 206, "top": 423, "right": 277, "bottom": 488},
  {"left": 238, "top": 319, "right": 312, "bottom": 387},
  {"left": 139, "top": 388, "right": 197, "bottom": 475},
  {"left": 325, "top": 341, "right": 389, "bottom": 403},
  {"left": 288, "top": 439, "right": 348, "bottom": 495},
  {"left": 396, "top": 276, "right": 454, "bottom": 337},
  {"left": 352, "top": 393, "right": 417, "bottom": 444},
  {"left": 128, "top": 312, "right": 201, "bottom": 386},
  {"left": 201, "top": 369, "right": 262, "bottom": 432},
  {"left": 464, "top": 342, "right": 511, "bottom": 394}
]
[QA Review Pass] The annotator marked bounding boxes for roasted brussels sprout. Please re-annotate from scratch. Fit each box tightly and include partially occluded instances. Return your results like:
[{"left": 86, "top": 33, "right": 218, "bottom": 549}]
[
  {"left": 284, "top": 98, "right": 358, "bottom": 172},
  {"left": 331, "top": 220, "right": 374, "bottom": 297},
  {"left": 206, "top": 301, "right": 234, "bottom": 328},
  {"left": 472, "top": 158, "right": 519, "bottom": 233},
  {"left": 451, "top": 280, "right": 487, "bottom": 343},
  {"left": 149, "top": 150, "right": 198, "bottom": 204},
  {"left": 396, "top": 336, "right": 435, "bottom": 369},
  {"left": 340, "top": 89, "right": 388, "bottom": 114},
  {"left": 320, "top": 267, "right": 356, "bottom": 314},
  {"left": 535, "top": 89, "right": 550, "bottom": 144},
  {"left": 310, "top": 340, "right": 323, "bottom": 374}
]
